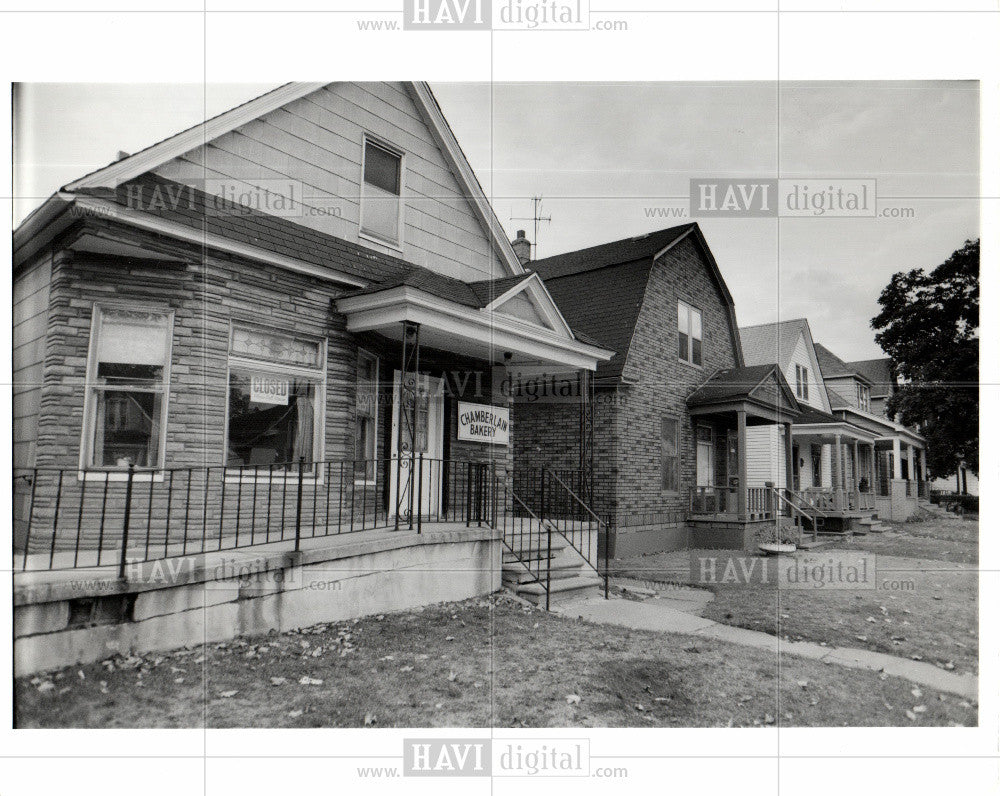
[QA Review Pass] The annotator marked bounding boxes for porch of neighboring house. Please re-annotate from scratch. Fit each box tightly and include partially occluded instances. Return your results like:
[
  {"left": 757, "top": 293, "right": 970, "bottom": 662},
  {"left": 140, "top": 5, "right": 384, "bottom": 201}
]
[
  {"left": 685, "top": 365, "right": 801, "bottom": 550},
  {"left": 873, "top": 433, "right": 930, "bottom": 521},
  {"left": 787, "top": 409, "right": 880, "bottom": 535}
]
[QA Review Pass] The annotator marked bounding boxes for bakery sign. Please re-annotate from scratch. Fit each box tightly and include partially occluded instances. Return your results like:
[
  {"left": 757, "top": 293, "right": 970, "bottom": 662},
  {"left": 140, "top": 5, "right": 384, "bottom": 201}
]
[
  {"left": 457, "top": 402, "right": 509, "bottom": 446},
  {"left": 250, "top": 373, "right": 289, "bottom": 405}
]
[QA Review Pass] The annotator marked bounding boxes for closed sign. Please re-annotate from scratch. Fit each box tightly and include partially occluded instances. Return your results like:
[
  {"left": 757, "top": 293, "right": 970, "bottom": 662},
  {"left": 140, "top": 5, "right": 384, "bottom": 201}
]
[
  {"left": 250, "top": 373, "right": 289, "bottom": 405},
  {"left": 457, "top": 402, "right": 509, "bottom": 446}
]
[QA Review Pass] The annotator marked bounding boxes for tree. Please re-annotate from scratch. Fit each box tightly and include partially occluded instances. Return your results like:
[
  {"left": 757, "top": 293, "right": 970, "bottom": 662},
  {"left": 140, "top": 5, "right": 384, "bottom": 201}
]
[{"left": 871, "top": 239, "right": 978, "bottom": 478}]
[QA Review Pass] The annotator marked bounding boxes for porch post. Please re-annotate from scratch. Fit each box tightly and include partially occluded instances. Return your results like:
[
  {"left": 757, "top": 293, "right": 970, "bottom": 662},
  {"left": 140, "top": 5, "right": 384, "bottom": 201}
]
[
  {"left": 784, "top": 423, "right": 794, "bottom": 495},
  {"left": 578, "top": 368, "right": 594, "bottom": 505},
  {"left": 869, "top": 443, "right": 877, "bottom": 493},
  {"left": 851, "top": 439, "right": 860, "bottom": 507},
  {"left": 892, "top": 437, "right": 902, "bottom": 479},
  {"left": 832, "top": 434, "right": 843, "bottom": 509},
  {"left": 737, "top": 410, "right": 748, "bottom": 518},
  {"left": 907, "top": 444, "right": 915, "bottom": 485},
  {"left": 395, "top": 320, "right": 420, "bottom": 531}
]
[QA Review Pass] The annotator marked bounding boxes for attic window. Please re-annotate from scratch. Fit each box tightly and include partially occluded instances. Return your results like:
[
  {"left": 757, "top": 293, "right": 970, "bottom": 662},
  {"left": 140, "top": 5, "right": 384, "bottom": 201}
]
[{"left": 360, "top": 137, "right": 403, "bottom": 245}]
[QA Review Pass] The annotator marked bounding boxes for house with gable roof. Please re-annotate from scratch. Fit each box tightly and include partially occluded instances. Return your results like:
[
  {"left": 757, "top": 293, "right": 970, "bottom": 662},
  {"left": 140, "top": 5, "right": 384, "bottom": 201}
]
[
  {"left": 12, "top": 82, "right": 616, "bottom": 672},
  {"left": 511, "top": 223, "right": 800, "bottom": 554}
]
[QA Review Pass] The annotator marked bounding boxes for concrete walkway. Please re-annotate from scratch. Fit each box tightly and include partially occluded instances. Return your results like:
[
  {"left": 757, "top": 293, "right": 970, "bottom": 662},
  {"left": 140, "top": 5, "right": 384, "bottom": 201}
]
[{"left": 561, "top": 595, "right": 978, "bottom": 700}]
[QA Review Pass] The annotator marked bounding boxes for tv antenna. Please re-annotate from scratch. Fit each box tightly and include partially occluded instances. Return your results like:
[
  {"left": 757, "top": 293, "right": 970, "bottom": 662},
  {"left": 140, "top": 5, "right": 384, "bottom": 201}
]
[{"left": 511, "top": 196, "right": 552, "bottom": 259}]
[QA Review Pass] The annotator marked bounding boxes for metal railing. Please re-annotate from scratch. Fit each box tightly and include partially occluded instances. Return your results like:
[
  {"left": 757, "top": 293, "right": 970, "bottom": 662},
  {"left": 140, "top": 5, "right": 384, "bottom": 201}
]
[
  {"left": 13, "top": 456, "right": 497, "bottom": 573},
  {"left": 769, "top": 486, "right": 829, "bottom": 542}
]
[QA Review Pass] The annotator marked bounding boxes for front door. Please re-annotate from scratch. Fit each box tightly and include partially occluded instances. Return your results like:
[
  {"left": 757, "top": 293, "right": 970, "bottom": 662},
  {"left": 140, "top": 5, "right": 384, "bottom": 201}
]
[{"left": 389, "top": 370, "right": 444, "bottom": 520}]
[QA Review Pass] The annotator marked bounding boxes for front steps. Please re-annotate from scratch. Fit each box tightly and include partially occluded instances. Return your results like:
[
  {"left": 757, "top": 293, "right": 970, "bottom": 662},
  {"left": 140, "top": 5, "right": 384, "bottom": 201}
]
[
  {"left": 856, "top": 516, "right": 886, "bottom": 533},
  {"left": 501, "top": 525, "right": 603, "bottom": 607}
]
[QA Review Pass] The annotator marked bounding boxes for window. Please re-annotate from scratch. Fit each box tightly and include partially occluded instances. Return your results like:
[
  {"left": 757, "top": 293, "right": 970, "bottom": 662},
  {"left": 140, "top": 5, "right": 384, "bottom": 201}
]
[
  {"left": 360, "top": 137, "right": 403, "bottom": 245},
  {"left": 660, "top": 417, "right": 679, "bottom": 492},
  {"left": 84, "top": 307, "right": 173, "bottom": 469},
  {"left": 355, "top": 351, "right": 379, "bottom": 482},
  {"left": 795, "top": 364, "right": 810, "bottom": 400},
  {"left": 226, "top": 326, "right": 324, "bottom": 472},
  {"left": 678, "top": 301, "right": 703, "bottom": 365},
  {"left": 856, "top": 382, "right": 871, "bottom": 412}
]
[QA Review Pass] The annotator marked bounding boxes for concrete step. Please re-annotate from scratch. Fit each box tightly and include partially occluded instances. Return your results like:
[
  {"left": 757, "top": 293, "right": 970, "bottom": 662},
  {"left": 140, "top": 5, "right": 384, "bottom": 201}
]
[
  {"left": 515, "top": 573, "right": 603, "bottom": 607},
  {"left": 502, "top": 559, "right": 588, "bottom": 585}
]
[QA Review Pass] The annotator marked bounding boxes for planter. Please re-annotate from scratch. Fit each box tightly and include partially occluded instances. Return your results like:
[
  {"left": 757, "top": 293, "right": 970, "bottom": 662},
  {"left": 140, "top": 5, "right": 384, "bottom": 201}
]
[{"left": 758, "top": 542, "right": 796, "bottom": 556}]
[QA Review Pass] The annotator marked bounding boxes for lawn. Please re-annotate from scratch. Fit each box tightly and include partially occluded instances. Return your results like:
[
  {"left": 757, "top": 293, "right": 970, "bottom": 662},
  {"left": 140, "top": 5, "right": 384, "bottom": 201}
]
[
  {"left": 614, "top": 517, "right": 979, "bottom": 675},
  {"left": 835, "top": 515, "right": 978, "bottom": 565},
  {"left": 15, "top": 593, "right": 976, "bottom": 728}
]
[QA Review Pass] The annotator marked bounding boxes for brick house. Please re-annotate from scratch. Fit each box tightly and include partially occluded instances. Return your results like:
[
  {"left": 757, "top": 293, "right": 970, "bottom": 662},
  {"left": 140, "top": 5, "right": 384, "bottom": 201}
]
[
  {"left": 511, "top": 223, "right": 799, "bottom": 555},
  {"left": 12, "top": 82, "right": 611, "bottom": 567}
]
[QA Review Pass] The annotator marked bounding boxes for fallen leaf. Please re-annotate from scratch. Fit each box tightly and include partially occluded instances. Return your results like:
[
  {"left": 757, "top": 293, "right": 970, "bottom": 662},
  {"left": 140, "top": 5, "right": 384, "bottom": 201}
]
[
  {"left": 399, "top": 665, "right": 414, "bottom": 673},
  {"left": 566, "top": 694, "right": 581, "bottom": 705},
  {"left": 905, "top": 710, "right": 917, "bottom": 721},
  {"left": 270, "top": 677, "right": 287, "bottom": 686},
  {"left": 364, "top": 712, "right": 377, "bottom": 726},
  {"left": 911, "top": 688, "right": 922, "bottom": 698},
  {"left": 796, "top": 680, "right": 809, "bottom": 689},
  {"left": 298, "top": 677, "right": 323, "bottom": 686},
  {"left": 37, "top": 681, "right": 55, "bottom": 694},
  {"left": 287, "top": 709, "right": 303, "bottom": 718},
  {"left": 913, "top": 705, "right": 927, "bottom": 714},
  {"left": 219, "top": 690, "right": 238, "bottom": 698}
]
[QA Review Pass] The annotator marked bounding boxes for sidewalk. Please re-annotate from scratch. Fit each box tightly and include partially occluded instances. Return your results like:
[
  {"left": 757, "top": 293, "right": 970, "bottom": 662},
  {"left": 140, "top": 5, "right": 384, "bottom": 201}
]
[{"left": 561, "top": 594, "right": 978, "bottom": 700}]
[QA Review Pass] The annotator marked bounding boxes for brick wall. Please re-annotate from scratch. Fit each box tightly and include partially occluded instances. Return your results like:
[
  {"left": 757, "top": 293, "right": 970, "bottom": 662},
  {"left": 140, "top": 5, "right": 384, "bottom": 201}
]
[{"left": 511, "top": 235, "right": 740, "bottom": 546}]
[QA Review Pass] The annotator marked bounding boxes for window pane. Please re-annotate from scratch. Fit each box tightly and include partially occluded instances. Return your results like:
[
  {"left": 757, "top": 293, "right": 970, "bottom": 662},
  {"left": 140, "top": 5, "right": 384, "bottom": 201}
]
[
  {"left": 361, "top": 182, "right": 400, "bottom": 242},
  {"left": 661, "top": 417, "right": 678, "bottom": 492},
  {"left": 691, "top": 337, "right": 702, "bottom": 366},
  {"left": 677, "top": 302, "right": 688, "bottom": 333},
  {"left": 690, "top": 308, "right": 702, "bottom": 340},
  {"left": 231, "top": 327, "right": 322, "bottom": 368},
  {"left": 98, "top": 309, "right": 170, "bottom": 366},
  {"left": 227, "top": 370, "right": 317, "bottom": 467},
  {"left": 93, "top": 389, "right": 162, "bottom": 468},
  {"left": 678, "top": 331, "right": 689, "bottom": 361},
  {"left": 364, "top": 142, "right": 401, "bottom": 195}
]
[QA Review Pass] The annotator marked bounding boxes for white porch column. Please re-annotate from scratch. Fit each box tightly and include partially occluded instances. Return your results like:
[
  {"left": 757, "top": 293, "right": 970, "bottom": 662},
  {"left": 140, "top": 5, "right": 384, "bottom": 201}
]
[
  {"left": 918, "top": 447, "right": 927, "bottom": 482},
  {"left": 851, "top": 439, "right": 860, "bottom": 501},
  {"left": 892, "top": 437, "right": 902, "bottom": 479},
  {"left": 907, "top": 444, "right": 915, "bottom": 482},
  {"left": 832, "top": 434, "right": 843, "bottom": 509}
]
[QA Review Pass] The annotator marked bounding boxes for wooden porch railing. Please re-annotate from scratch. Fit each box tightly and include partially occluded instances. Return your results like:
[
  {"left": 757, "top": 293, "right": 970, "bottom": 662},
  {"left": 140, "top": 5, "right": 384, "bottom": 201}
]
[{"left": 689, "top": 486, "right": 774, "bottom": 520}]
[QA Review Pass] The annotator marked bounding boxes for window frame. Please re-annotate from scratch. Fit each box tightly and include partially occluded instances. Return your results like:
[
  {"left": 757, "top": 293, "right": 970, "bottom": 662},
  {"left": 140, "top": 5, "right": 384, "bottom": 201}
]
[
  {"left": 660, "top": 415, "right": 680, "bottom": 494},
  {"left": 677, "top": 299, "right": 703, "bottom": 366},
  {"left": 79, "top": 303, "right": 174, "bottom": 481},
  {"left": 359, "top": 133, "right": 405, "bottom": 250},
  {"left": 795, "top": 364, "right": 810, "bottom": 401},
  {"left": 354, "top": 348, "right": 380, "bottom": 486},
  {"left": 223, "top": 322, "right": 327, "bottom": 482},
  {"left": 856, "top": 381, "right": 871, "bottom": 412}
]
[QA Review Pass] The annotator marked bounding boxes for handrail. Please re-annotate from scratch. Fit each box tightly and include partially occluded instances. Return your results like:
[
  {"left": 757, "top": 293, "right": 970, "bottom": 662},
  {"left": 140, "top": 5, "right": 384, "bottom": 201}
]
[
  {"left": 769, "top": 486, "right": 826, "bottom": 542},
  {"left": 544, "top": 469, "right": 610, "bottom": 599}
]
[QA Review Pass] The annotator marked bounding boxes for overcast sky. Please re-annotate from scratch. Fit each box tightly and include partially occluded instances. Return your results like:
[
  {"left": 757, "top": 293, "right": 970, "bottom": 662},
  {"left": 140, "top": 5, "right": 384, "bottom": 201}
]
[{"left": 13, "top": 81, "right": 979, "bottom": 361}]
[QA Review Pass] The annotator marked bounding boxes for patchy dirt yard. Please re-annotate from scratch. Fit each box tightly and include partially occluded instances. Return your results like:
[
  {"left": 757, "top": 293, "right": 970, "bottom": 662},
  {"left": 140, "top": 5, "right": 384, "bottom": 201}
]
[
  {"left": 614, "top": 517, "right": 979, "bottom": 675},
  {"left": 15, "top": 594, "right": 976, "bottom": 729}
]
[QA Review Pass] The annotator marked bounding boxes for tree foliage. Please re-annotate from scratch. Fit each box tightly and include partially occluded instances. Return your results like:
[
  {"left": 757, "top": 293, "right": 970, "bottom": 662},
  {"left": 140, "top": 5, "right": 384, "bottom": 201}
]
[{"left": 872, "top": 239, "right": 978, "bottom": 477}]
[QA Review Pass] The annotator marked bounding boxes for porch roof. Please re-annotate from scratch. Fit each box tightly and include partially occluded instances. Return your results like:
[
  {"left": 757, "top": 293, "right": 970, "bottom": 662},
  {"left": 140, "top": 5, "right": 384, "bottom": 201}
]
[
  {"left": 792, "top": 406, "right": 878, "bottom": 443},
  {"left": 335, "top": 281, "right": 615, "bottom": 371},
  {"left": 687, "top": 364, "right": 801, "bottom": 424}
]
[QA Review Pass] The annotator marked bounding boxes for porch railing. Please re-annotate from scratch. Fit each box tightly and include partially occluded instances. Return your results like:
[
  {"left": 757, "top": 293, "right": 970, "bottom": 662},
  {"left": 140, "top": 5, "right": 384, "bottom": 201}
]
[
  {"left": 689, "top": 485, "right": 737, "bottom": 515},
  {"left": 13, "top": 457, "right": 497, "bottom": 573},
  {"left": 688, "top": 485, "right": 774, "bottom": 520}
]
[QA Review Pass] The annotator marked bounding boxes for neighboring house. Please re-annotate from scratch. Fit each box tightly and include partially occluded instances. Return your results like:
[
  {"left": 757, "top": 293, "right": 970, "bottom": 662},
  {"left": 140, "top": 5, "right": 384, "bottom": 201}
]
[
  {"left": 813, "top": 344, "right": 929, "bottom": 520},
  {"left": 12, "top": 82, "right": 613, "bottom": 659},
  {"left": 740, "top": 319, "right": 880, "bottom": 530},
  {"left": 846, "top": 357, "right": 897, "bottom": 420},
  {"left": 512, "top": 223, "right": 800, "bottom": 554}
]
